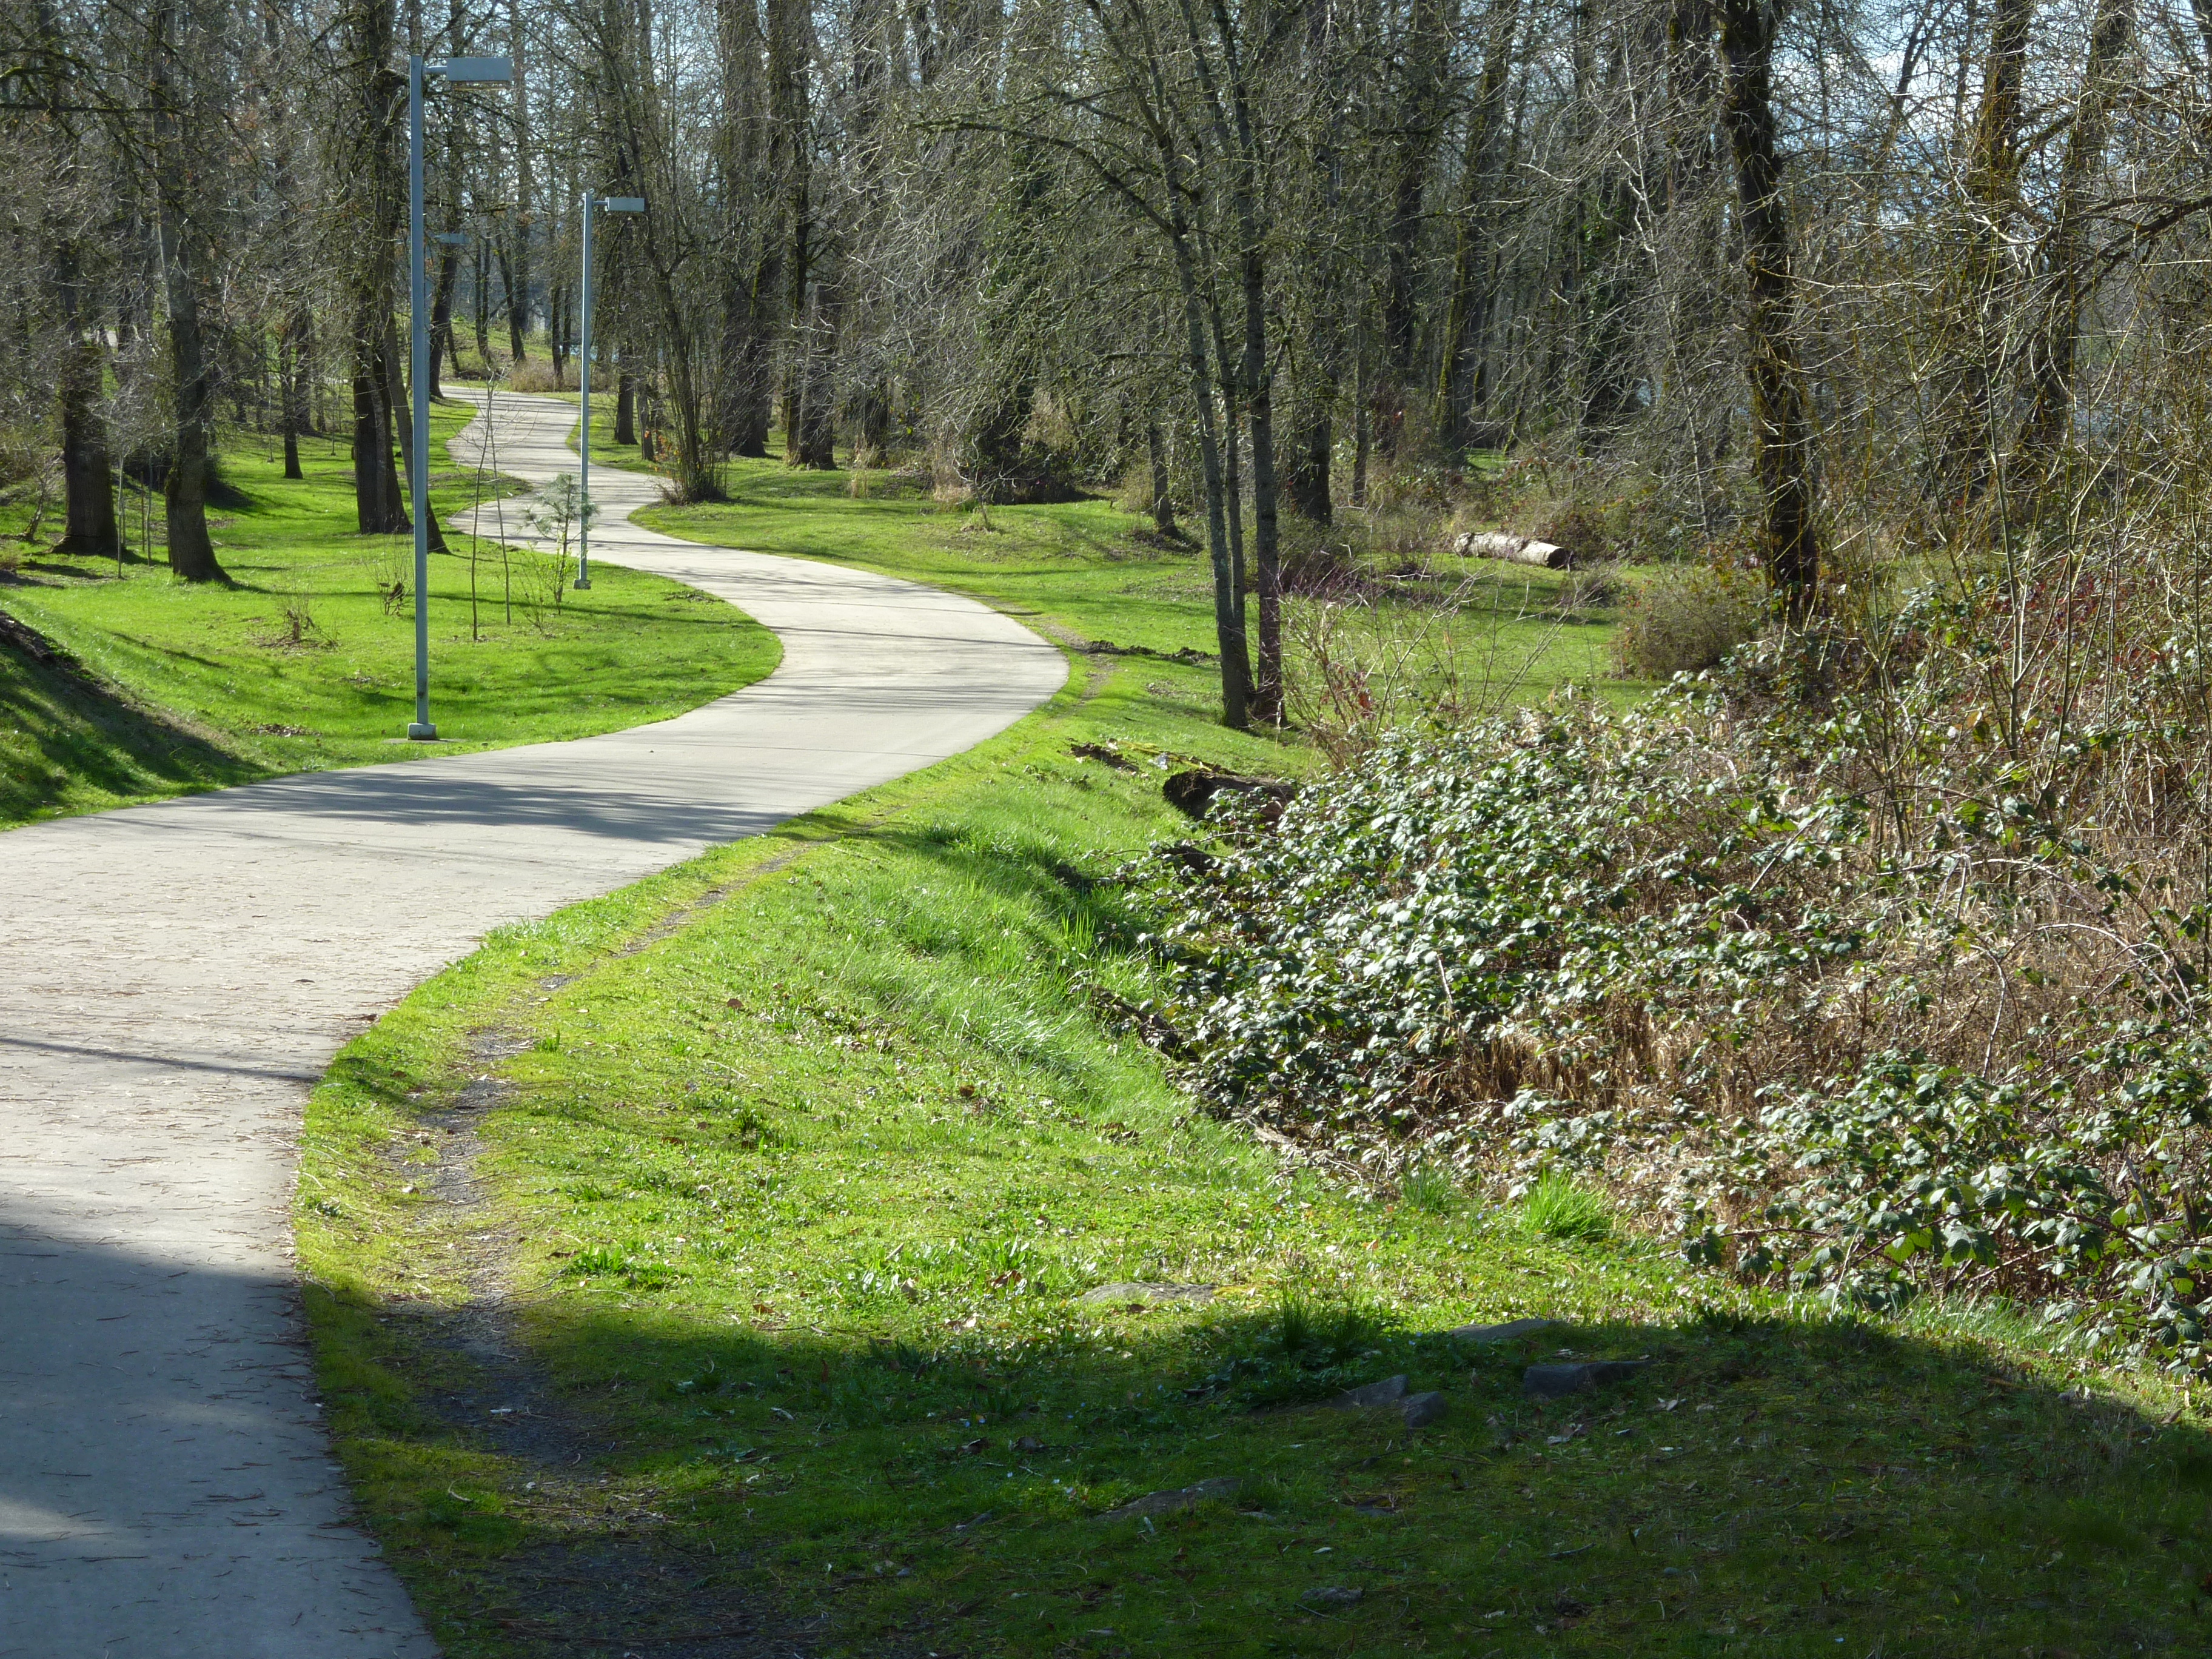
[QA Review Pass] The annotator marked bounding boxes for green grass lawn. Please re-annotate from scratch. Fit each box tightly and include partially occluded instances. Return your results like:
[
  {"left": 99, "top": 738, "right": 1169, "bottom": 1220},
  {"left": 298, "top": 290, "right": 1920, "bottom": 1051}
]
[
  {"left": 298, "top": 465, "right": 2212, "bottom": 1655},
  {"left": 0, "top": 613, "right": 265, "bottom": 823},
  {"left": 0, "top": 404, "right": 779, "bottom": 827}
]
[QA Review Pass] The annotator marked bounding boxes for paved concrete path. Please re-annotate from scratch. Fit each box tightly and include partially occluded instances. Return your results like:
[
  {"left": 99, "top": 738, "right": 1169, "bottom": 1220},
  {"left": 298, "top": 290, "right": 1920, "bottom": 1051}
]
[{"left": 0, "top": 391, "right": 1065, "bottom": 1657}]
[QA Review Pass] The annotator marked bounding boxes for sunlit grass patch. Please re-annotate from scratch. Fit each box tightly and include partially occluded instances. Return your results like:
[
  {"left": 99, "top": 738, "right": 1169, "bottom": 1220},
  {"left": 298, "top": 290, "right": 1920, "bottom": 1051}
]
[{"left": 0, "top": 404, "right": 777, "bottom": 826}]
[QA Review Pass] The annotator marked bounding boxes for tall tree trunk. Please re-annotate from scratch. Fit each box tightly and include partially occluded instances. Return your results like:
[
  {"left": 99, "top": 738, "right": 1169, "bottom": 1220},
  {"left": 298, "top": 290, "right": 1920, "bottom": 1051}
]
[
  {"left": 616, "top": 368, "right": 637, "bottom": 444},
  {"left": 2013, "top": 0, "right": 2133, "bottom": 475},
  {"left": 549, "top": 280, "right": 570, "bottom": 381},
  {"left": 1146, "top": 419, "right": 1176, "bottom": 535},
  {"left": 1435, "top": 0, "right": 1518, "bottom": 448},
  {"left": 713, "top": 0, "right": 774, "bottom": 458},
  {"left": 474, "top": 235, "right": 492, "bottom": 363},
  {"left": 429, "top": 243, "right": 460, "bottom": 397},
  {"left": 353, "top": 360, "right": 394, "bottom": 527},
  {"left": 38, "top": 2, "right": 123, "bottom": 560},
  {"left": 338, "top": 0, "right": 409, "bottom": 533},
  {"left": 791, "top": 285, "right": 839, "bottom": 469},
  {"left": 57, "top": 337, "right": 124, "bottom": 560},
  {"left": 1936, "top": 0, "right": 2034, "bottom": 499},
  {"left": 1181, "top": 270, "right": 1250, "bottom": 729},
  {"left": 1717, "top": 0, "right": 1818, "bottom": 620},
  {"left": 500, "top": 241, "right": 528, "bottom": 360},
  {"left": 279, "top": 318, "right": 304, "bottom": 480},
  {"left": 53, "top": 250, "right": 123, "bottom": 560},
  {"left": 1244, "top": 253, "right": 1281, "bottom": 720},
  {"left": 390, "top": 313, "right": 446, "bottom": 551},
  {"left": 1283, "top": 0, "right": 1352, "bottom": 522},
  {"left": 769, "top": 0, "right": 811, "bottom": 461},
  {"left": 1351, "top": 327, "right": 1370, "bottom": 506},
  {"left": 1377, "top": 0, "right": 1456, "bottom": 452},
  {"left": 729, "top": 282, "right": 774, "bottom": 455},
  {"left": 1222, "top": 65, "right": 1279, "bottom": 717},
  {"left": 506, "top": 0, "right": 535, "bottom": 353},
  {"left": 150, "top": 0, "right": 223, "bottom": 583},
  {"left": 1129, "top": 25, "right": 1250, "bottom": 726}
]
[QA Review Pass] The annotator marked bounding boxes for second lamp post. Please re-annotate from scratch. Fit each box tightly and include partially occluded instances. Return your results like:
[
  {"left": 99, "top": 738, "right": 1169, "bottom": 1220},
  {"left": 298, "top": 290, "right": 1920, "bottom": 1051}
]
[
  {"left": 574, "top": 189, "right": 643, "bottom": 591},
  {"left": 406, "top": 52, "right": 512, "bottom": 742}
]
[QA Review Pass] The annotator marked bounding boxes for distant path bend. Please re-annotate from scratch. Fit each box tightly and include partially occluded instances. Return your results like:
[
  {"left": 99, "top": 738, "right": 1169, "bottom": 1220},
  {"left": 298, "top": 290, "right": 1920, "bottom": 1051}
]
[{"left": 0, "top": 390, "right": 1065, "bottom": 1656}]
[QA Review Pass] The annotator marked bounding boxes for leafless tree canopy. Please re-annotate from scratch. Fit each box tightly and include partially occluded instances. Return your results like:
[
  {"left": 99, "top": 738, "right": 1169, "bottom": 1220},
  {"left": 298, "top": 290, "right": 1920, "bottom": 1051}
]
[{"left": 8, "top": 1, "right": 2212, "bottom": 715}]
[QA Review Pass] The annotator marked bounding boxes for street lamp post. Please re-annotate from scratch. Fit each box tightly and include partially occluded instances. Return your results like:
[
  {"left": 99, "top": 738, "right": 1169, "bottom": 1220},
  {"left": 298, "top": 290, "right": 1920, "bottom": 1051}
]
[
  {"left": 406, "top": 53, "right": 512, "bottom": 742},
  {"left": 575, "top": 190, "right": 644, "bottom": 592}
]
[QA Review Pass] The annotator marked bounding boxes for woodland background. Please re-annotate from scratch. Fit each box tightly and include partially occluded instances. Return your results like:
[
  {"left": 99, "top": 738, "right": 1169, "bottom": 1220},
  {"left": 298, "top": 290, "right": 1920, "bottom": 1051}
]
[{"left": 7, "top": 0, "right": 2190, "bottom": 723}]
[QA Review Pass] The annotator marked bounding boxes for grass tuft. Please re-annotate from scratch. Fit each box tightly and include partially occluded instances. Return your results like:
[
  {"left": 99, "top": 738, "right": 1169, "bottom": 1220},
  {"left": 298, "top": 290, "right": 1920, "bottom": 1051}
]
[
  {"left": 1520, "top": 1170, "right": 1613, "bottom": 1242},
  {"left": 1398, "top": 1160, "right": 1460, "bottom": 1214}
]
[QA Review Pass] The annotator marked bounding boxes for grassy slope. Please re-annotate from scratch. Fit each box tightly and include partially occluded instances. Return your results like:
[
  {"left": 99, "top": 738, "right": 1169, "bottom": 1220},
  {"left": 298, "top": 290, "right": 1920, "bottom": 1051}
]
[
  {"left": 301, "top": 472, "right": 2212, "bottom": 1657},
  {"left": 0, "top": 623, "right": 261, "bottom": 822},
  {"left": 0, "top": 404, "right": 778, "bottom": 826}
]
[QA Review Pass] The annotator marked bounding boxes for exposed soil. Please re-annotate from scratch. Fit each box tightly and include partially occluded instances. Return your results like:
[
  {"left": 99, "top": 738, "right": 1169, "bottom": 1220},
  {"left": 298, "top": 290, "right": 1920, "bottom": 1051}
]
[{"left": 388, "top": 1027, "right": 826, "bottom": 1658}]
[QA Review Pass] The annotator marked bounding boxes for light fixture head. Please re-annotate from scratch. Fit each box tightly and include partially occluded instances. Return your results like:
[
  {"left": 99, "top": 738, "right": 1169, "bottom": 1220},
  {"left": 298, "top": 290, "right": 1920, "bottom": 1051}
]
[
  {"left": 437, "top": 56, "right": 513, "bottom": 82},
  {"left": 603, "top": 196, "right": 646, "bottom": 213}
]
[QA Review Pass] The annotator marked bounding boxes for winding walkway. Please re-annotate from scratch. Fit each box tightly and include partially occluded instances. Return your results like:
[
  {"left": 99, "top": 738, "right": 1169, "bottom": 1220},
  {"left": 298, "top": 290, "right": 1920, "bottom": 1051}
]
[{"left": 0, "top": 392, "right": 1066, "bottom": 1656}]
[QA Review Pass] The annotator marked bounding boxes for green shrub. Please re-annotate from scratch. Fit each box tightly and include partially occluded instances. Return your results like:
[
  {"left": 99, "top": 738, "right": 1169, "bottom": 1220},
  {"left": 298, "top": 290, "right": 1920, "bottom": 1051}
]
[
  {"left": 508, "top": 358, "right": 571, "bottom": 394},
  {"left": 1610, "top": 563, "right": 1766, "bottom": 677},
  {"left": 1134, "top": 594, "right": 2212, "bottom": 1360}
]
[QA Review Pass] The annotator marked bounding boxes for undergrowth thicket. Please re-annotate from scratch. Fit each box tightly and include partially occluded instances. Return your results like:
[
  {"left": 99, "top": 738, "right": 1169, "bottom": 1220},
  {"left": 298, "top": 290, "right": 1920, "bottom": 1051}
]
[{"left": 1144, "top": 573, "right": 2212, "bottom": 1367}]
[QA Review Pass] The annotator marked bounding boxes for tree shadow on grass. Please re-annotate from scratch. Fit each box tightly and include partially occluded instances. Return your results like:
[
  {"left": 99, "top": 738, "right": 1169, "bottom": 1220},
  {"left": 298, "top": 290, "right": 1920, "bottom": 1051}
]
[
  {"left": 320, "top": 1264, "right": 2212, "bottom": 1659},
  {"left": 0, "top": 634, "right": 261, "bottom": 822}
]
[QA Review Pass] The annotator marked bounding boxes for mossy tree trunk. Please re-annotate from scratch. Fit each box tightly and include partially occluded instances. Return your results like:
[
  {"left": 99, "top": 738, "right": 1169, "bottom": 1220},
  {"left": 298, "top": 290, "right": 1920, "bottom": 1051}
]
[
  {"left": 150, "top": 0, "right": 223, "bottom": 583},
  {"left": 1717, "top": 0, "right": 1818, "bottom": 621}
]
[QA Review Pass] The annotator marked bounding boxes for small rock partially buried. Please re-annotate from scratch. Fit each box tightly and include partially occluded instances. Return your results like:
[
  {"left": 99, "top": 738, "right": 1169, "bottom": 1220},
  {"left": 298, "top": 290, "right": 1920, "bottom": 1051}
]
[
  {"left": 1078, "top": 1281, "right": 1217, "bottom": 1306},
  {"left": 1329, "top": 1375, "right": 1409, "bottom": 1410},
  {"left": 1302, "top": 1586, "right": 1364, "bottom": 1609},
  {"left": 1449, "top": 1318, "right": 1555, "bottom": 1344},
  {"left": 1096, "top": 1476, "right": 1241, "bottom": 1522},
  {"left": 1401, "top": 1390, "right": 1449, "bottom": 1428},
  {"left": 1523, "top": 1360, "right": 1648, "bottom": 1399}
]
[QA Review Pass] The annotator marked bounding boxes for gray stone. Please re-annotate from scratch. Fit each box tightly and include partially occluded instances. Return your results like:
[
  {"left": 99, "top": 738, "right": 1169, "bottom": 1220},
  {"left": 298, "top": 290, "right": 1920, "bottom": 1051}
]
[
  {"left": 1523, "top": 1360, "right": 1648, "bottom": 1399},
  {"left": 1302, "top": 1586, "right": 1364, "bottom": 1609},
  {"left": 1329, "top": 1374, "right": 1409, "bottom": 1410},
  {"left": 1401, "top": 1390, "right": 1449, "bottom": 1428},
  {"left": 1447, "top": 1318, "right": 1555, "bottom": 1344},
  {"left": 1095, "top": 1476, "right": 1241, "bottom": 1521},
  {"left": 1078, "top": 1281, "right": 1217, "bottom": 1306}
]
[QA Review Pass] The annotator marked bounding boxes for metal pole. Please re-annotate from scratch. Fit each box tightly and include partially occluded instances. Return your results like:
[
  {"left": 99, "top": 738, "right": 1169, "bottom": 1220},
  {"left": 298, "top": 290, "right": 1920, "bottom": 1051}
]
[
  {"left": 575, "top": 190, "right": 593, "bottom": 590},
  {"left": 407, "top": 53, "right": 436, "bottom": 740}
]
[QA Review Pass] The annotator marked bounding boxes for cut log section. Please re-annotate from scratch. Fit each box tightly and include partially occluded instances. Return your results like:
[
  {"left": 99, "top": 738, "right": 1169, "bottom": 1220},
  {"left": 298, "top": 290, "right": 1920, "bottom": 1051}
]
[{"left": 1454, "top": 531, "right": 1574, "bottom": 569}]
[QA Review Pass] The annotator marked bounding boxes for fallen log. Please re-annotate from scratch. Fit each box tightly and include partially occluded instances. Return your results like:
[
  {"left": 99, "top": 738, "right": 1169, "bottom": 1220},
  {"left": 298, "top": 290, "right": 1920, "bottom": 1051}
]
[{"left": 1454, "top": 530, "right": 1574, "bottom": 569}]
